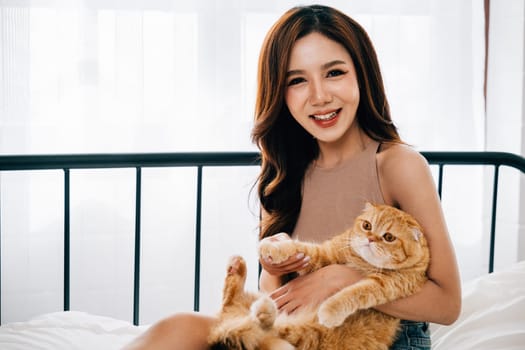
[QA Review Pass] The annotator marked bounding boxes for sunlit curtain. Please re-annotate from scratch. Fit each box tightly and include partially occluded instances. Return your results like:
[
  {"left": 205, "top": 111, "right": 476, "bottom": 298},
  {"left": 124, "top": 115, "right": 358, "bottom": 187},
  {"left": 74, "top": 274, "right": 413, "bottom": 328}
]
[
  {"left": 1, "top": 0, "right": 485, "bottom": 154},
  {"left": 1, "top": 0, "right": 488, "bottom": 324}
]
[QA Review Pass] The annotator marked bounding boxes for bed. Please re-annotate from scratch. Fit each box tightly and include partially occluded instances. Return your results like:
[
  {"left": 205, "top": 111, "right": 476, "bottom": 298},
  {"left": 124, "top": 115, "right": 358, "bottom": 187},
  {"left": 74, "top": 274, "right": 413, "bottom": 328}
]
[{"left": 0, "top": 151, "right": 524, "bottom": 349}]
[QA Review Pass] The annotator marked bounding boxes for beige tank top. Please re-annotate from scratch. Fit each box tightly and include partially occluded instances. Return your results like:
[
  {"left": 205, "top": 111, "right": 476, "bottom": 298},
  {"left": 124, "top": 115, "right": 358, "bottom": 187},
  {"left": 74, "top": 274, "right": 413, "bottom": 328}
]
[{"left": 292, "top": 140, "right": 385, "bottom": 243}]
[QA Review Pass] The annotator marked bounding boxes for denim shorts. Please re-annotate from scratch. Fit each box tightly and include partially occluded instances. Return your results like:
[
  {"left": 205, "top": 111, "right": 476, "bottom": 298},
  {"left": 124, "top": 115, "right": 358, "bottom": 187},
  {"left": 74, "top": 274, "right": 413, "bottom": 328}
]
[{"left": 389, "top": 320, "right": 431, "bottom": 350}]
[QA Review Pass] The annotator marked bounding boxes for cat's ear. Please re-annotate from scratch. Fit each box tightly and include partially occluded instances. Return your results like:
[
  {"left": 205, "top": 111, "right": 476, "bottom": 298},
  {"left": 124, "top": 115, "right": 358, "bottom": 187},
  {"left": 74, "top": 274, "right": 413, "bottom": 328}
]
[
  {"left": 364, "top": 202, "right": 375, "bottom": 211},
  {"left": 412, "top": 228, "right": 423, "bottom": 242}
]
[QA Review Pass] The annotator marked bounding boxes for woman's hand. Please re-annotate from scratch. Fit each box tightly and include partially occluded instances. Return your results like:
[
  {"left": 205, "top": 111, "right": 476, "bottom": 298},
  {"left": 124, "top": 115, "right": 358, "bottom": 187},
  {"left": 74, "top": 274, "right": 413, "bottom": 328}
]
[
  {"left": 259, "top": 233, "right": 311, "bottom": 277},
  {"left": 269, "top": 264, "right": 362, "bottom": 314}
]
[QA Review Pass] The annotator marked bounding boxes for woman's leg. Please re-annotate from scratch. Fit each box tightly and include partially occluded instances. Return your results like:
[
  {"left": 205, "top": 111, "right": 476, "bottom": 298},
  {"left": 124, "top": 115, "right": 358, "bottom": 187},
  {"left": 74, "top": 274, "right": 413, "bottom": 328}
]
[{"left": 123, "top": 312, "right": 217, "bottom": 350}]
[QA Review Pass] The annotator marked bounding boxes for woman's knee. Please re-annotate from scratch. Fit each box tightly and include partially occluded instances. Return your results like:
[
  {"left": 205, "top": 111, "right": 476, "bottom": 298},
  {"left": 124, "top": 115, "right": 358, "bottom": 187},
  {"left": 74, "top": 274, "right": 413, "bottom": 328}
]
[
  {"left": 124, "top": 312, "right": 216, "bottom": 350},
  {"left": 155, "top": 312, "right": 214, "bottom": 335}
]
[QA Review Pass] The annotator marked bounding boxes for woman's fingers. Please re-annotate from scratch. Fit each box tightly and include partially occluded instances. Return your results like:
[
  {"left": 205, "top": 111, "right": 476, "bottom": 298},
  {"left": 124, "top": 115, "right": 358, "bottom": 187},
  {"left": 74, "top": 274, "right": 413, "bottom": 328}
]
[
  {"left": 270, "top": 285, "right": 293, "bottom": 312},
  {"left": 269, "top": 265, "right": 363, "bottom": 314},
  {"left": 270, "top": 282, "right": 305, "bottom": 314},
  {"left": 260, "top": 252, "right": 310, "bottom": 275}
]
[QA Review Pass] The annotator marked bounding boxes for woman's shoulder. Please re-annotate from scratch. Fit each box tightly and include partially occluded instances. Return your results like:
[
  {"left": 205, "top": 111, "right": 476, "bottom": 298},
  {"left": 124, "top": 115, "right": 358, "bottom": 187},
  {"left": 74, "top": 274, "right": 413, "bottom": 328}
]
[
  {"left": 377, "top": 142, "right": 429, "bottom": 171},
  {"left": 376, "top": 143, "right": 432, "bottom": 206}
]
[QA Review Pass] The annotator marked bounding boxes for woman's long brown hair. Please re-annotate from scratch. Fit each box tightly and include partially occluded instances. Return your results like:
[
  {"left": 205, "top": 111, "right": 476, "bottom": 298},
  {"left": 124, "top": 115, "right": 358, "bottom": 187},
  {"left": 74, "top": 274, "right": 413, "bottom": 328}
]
[{"left": 252, "top": 5, "right": 401, "bottom": 239}]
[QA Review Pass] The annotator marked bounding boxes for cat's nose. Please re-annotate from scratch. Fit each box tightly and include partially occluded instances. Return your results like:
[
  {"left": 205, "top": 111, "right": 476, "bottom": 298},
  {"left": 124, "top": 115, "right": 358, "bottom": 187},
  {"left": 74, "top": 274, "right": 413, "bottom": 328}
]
[{"left": 368, "top": 236, "right": 377, "bottom": 243}]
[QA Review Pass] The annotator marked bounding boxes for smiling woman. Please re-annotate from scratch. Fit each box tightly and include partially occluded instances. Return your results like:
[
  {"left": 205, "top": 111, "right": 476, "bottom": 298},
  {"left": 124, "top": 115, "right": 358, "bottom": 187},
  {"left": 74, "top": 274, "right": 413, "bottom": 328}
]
[
  {"left": 284, "top": 32, "right": 362, "bottom": 153},
  {"left": 123, "top": 4, "right": 461, "bottom": 349}
]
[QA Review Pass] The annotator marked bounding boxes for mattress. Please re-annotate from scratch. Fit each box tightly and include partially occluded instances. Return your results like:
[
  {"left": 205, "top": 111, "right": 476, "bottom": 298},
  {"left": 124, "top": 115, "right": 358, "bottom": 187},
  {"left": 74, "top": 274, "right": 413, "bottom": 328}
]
[{"left": 1, "top": 261, "right": 524, "bottom": 350}]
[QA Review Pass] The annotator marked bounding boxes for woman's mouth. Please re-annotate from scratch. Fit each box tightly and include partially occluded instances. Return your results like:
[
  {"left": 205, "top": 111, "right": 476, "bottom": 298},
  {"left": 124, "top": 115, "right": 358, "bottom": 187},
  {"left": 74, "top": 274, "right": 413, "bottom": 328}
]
[{"left": 310, "top": 109, "right": 341, "bottom": 127}]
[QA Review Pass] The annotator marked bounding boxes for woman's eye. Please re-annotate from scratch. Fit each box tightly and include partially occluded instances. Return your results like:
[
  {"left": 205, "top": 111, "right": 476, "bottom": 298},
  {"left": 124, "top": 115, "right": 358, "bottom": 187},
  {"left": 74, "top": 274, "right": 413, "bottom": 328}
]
[
  {"left": 287, "top": 77, "right": 305, "bottom": 86},
  {"left": 326, "top": 69, "right": 345, "bottom": 78}
]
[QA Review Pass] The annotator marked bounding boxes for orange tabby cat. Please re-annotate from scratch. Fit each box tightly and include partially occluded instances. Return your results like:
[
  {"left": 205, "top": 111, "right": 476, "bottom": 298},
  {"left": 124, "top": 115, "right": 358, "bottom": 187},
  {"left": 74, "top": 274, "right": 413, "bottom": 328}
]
[{"left": 208, "top": 203, "right": 430, "bottom": 350}]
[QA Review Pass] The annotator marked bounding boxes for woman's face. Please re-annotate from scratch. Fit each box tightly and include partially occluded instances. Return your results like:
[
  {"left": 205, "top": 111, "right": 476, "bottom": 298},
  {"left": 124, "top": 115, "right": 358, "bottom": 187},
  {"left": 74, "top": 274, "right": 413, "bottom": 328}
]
[{"left": 284, "top": 32, "right": 360, "bottom": 145}]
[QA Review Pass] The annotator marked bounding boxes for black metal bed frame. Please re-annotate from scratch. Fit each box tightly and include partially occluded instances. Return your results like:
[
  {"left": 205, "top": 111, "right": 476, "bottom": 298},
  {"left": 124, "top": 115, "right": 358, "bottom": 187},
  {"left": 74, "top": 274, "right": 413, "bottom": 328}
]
[{"left": 0, "top": 151, "right": 523, "bottom": 326}]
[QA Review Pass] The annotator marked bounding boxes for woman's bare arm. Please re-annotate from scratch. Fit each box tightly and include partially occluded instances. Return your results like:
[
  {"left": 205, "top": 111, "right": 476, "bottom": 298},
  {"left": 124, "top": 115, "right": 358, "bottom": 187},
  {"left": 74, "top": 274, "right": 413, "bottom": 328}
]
[{"left": 376, "top": 144, "right": 461, "bottom": 325}]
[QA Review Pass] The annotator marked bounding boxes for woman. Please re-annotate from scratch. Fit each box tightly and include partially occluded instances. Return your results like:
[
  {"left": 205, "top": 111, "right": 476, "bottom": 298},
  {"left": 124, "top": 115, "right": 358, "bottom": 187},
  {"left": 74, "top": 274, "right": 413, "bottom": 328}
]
[{"left": 124, "top": 5, "right": 461, "bottom": 349}]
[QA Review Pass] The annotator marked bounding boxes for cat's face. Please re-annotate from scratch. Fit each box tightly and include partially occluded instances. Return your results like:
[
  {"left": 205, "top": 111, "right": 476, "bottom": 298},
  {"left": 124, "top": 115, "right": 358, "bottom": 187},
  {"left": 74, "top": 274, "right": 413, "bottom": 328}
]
[{"left": 349, "top": 203, "right": 427, "bottom": 269}]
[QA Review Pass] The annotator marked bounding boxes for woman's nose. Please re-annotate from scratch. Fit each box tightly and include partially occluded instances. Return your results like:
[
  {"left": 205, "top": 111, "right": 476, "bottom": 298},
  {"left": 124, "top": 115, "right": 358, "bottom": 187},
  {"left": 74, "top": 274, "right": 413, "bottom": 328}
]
[{"left": 309, "top": 80, "right": 332, "bottom": 105}]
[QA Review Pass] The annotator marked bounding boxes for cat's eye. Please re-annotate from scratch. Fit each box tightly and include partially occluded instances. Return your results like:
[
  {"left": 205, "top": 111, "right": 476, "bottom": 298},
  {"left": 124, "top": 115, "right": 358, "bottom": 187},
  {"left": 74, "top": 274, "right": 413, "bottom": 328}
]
[
  {"left": 382, "top": 232, "right": 396, "bottom": 242},
  {"left": 362, "top": 220, "right": 372, "bottom": 231}
]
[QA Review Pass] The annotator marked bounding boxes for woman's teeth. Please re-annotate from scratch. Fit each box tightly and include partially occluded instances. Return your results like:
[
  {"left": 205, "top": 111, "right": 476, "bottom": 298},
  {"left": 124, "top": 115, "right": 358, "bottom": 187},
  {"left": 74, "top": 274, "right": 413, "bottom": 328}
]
[{"left": 312, "top": 111, "right": 338, "bottom": 121}]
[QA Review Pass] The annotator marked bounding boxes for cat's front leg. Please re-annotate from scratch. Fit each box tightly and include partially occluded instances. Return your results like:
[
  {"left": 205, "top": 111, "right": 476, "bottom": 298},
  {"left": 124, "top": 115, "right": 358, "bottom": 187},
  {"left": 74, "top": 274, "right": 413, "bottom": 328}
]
[
  {"left": 258, "top": 236, "right": 301, "bottom": 264},
  {"left": 317, "top": 282, "right": 367, "bottom": 328},
  {"left": 317, "top": 278, "right": 385, "bottom": 328},
  {"left": 317, "top": 294, "right": 350, "bottom": 328}
]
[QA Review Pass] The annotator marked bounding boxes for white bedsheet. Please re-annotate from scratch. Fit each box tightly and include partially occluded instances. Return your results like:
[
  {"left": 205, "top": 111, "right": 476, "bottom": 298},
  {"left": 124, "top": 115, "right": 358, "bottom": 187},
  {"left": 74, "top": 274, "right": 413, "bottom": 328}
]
[
  {"left": 1, "top": 261, "right": 524, "bottom": 350},
  {"left": 431, "top": 260, "right": 525, "bottom": 349},
  {"left": 0, "top": 311, "right": 145, "bottom": 350}
]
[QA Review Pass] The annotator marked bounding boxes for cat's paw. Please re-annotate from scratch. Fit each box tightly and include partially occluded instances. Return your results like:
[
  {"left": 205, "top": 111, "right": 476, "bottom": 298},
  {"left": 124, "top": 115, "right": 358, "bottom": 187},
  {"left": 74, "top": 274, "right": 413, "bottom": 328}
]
[
  {"left": 226, "top": 255, "right": 246, "bottom": 278},
  {"left": 317, "top": 299, "right": 348, "bottom": 328},
  {"left": 258, "top": 237, "right": 298, "bottom": 264},
  {"left": 250, "top": 296, "right": 277, "bottom": 330}
]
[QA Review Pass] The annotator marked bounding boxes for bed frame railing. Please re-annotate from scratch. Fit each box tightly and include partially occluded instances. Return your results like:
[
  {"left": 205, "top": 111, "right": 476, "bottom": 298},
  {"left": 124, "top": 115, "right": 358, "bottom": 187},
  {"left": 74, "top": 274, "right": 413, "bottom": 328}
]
[{"left": 0, "top": 151, "right": 524, "bottom": 326}]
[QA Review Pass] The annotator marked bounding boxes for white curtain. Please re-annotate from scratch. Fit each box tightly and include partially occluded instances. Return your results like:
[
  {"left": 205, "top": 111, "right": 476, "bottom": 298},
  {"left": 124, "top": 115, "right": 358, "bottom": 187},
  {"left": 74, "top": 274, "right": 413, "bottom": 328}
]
[
  {"left": 1, "top": 0, "right": 486, "bottom": 154},
  {"left": 1, "top": 0, "right": 498, "bottom": 325}
]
